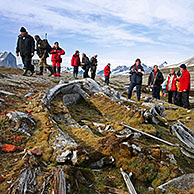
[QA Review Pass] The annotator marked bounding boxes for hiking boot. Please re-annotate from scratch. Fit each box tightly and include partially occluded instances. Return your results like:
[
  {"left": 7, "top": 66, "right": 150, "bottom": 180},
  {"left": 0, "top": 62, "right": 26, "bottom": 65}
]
[
  {"left": 30, "top": 71, "right": 34, "bottom": 76},
  {"left": 47, "top": 66, "right": 54, "bottom": 77},
  {"left": 36, "top": 67, "right": 43, "bottom": 75},
  {"left": 22, "top": 70, "right": 28, "bottom": 76}
]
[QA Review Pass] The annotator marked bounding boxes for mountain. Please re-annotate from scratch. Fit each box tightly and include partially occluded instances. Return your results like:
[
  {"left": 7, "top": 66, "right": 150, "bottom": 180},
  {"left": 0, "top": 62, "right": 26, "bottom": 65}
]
[
  {"left": 61, "top": 66, "right": 84, "bottom": 74},
  {"left": 0, "top": 52, "right": 17, "bottom": 68},
  {"left": 97, "top": 63, "right": 154, "bottom": 76}
]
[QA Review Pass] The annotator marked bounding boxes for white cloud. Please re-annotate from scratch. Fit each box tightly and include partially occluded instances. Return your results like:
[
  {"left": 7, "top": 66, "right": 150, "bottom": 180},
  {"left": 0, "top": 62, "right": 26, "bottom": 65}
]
[{"left": 2, "top": 0, "right": 194, "bottom": 68}]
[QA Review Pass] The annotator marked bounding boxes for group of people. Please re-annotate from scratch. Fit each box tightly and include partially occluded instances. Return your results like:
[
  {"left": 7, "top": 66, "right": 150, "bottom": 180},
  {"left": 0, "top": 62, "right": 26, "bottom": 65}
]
[
  {"left": 128, "top": 59, "right": 191, "bottom": 108},
  {"left": 16, "top": 27, "right": 103, "bottom": 80},
  {"left": 16, "top": 27, "right": 191, "bottom": 108}
]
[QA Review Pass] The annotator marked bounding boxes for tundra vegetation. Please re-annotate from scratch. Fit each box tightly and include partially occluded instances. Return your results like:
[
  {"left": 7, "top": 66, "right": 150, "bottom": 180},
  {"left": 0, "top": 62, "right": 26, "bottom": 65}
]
[{"left": 0, "top": 66, "right": 194, "bottom": 194}]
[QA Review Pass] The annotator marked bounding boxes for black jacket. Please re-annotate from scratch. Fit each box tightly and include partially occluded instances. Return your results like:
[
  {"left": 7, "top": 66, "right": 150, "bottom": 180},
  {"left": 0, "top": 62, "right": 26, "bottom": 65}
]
[
  {"left": 129, "top": 64, "right": 144, "bottom": 84},
  {"left": 82, "top": 56, "right": 90, "bottom": 66},
  {"left": 90, "top": 57, "right": 97, "bottom": 66},
  {"left": 148, "top": 70, "right": 164, "bottom": 87},
  {"left": 16, "top": 33, "right": 35, "bottom": 56}
]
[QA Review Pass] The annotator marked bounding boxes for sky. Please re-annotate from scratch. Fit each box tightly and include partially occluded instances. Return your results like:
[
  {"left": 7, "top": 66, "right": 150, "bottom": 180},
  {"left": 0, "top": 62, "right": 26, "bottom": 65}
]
[{"left": 1, "top": 0, "right": 194, "bottom": 69}]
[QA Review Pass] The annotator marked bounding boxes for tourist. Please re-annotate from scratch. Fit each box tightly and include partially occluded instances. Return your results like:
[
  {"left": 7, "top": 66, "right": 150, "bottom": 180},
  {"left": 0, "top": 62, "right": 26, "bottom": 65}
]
[
  {"left": 81, "top": 53, "right": 90, "bottom": 78},
  {"left": 50, "top": 42, "right": 65, "bottom": 77},
  {"left": 34, "top": 35, "right": 53, "bottom": 76},
  {"left": 16, "top": 27, "right": 35, "bottom": 76},
  {"left": 148, "top": 65, "right": 164, "bottom": 99},
  {"left": 166, "top": 69, "right": 177, "bottom": 104},
  {"left": 104, "top": 63, "right": 111, "bottom": 85},
  {"left": 90, "top": 55, "right": 98, "bottom": 80},
  {"left": 176, "top": 64, "right": 190, "bottom": 108},
  {"left": 71, "top": 50, "right": 80, "bottom": 79},
  {"left": 128, "top": 58, "right": 144, "bottom": 101}
]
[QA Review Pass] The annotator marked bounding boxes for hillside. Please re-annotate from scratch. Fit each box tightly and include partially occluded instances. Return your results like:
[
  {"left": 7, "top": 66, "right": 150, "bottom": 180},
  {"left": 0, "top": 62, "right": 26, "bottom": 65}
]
[{"left": 0, "top": 67, "right": 194, "bottom": 194}]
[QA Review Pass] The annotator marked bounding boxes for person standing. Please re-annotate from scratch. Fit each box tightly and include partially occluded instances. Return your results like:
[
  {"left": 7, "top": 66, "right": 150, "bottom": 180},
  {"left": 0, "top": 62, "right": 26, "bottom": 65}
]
[
  {"left": 104, "top": 63, "right": 111, "bottom": 85},
  {"left": 81, "top": 53, "right": 90, "bottom": 78},
  {"left": 148, "top": 65, "right": 164, "bottom": 99},
  {"left": 71, "top": 50, "right": 80, "bottom": 79},
  {"left": 90, "top": 55, "right": 98, "bottom": 80},
  {"left": 50, "top": 42, "right": 65, "bottom": 77},
  {"left": 16, "top": 27, "right": 35, "bottom": 76},
  {"left": 34, "top": 35, "right": 53, "bottom": 76},
  {"left": 176, "top": 64, "right": 190, "bottom": 108},
  {"left": 128, "top": 59, "right": 144, "bottom": 101},
  {"left": 166, "top": 69, "right": 177, "bottom": 104}
]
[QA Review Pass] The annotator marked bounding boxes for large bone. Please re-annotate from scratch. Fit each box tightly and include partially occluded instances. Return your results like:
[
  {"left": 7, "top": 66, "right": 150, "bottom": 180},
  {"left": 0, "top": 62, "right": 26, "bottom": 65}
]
[
  {"left": 121, "top": 123, "right": 176, "bottom": 146},
  {"left": 6, "top": 111, "right": 36, "bottom": 136},
  {"left": 158, "top": 173, "right": 194, "bottom": 192},
  {"left": 171, "top": 120, "right": 194, "bottom": 150}
]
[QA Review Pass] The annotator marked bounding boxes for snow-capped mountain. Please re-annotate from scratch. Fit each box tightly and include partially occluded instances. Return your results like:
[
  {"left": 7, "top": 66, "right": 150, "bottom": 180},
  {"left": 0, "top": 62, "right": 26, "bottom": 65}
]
[
  {"left": 61, "top": 66, "right": 84, "bottom": 74},
  {"left": 97, "top": 63, "right": 158, "bottom": 76},
  {"left": 0, "top": 52, "right": 17, "bottom": 68}
]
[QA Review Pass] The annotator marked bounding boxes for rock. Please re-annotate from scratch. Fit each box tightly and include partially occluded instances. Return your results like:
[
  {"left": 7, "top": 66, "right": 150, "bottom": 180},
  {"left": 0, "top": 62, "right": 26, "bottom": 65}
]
[
  {"left": 6, "top": 111, "right": 36, "bottom": 136},
  {"left": 2, "top": 144, "right": 17, "bottom": 152},
  {"left": 31, "top": 147, "right": 42, "bottom": 156},
  {"left": 91, "top": 156, "right": 115, "bottom": 169},
  {"left": 0, "top": 175, "right": 4, "bottom": 183},
  {"left": 158, "top": 173, "right": 194, "bottom": 192}
]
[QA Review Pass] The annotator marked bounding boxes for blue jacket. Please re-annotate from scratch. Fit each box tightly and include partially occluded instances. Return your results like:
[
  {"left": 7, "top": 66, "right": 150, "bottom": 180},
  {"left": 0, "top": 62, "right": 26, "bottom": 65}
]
[{"left": 129, "top": 64, "right": 144, "bottom": 84}]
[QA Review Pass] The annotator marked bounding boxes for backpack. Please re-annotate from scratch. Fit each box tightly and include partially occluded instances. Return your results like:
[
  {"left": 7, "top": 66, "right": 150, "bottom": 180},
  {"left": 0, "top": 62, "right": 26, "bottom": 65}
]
[{"left": 42, "top": 39, "right": 52, "bottom": 53}]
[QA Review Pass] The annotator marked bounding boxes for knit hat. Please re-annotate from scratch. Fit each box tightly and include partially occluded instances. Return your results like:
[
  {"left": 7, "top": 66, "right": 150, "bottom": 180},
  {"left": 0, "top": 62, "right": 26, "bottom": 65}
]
[
  {"left": 107, "top": 63, "right": 111, "bottom": 66},
  {"left": 180, "top": 64, "right": 186, "bottom": 69},
  {"left": 20, "top": 27, "right": 26, "bottom": 32}
]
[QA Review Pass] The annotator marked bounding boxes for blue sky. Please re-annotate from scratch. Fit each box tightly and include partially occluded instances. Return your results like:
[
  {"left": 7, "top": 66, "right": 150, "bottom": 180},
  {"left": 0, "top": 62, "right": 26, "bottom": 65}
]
[{"left": 1, "top": 0, "right": 194, "bottom": 69}]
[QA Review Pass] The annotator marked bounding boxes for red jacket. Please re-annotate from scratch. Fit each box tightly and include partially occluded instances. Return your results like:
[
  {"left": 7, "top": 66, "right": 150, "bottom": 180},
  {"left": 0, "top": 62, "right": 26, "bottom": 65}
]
[
  {"left": 50, "top": 46, "right": 65, "bottom": 62},
  {"left": 104, "top": 65, "right": 111, "bottom": 76},
  {"left": 177, "top": 69, "right": 190, "bottom": 92},
  {"left": 166, "top": 74, "right": 177, "bottom": 91},
  {"left": 71, "top": 54, "right": 80, "bottom": 66}
]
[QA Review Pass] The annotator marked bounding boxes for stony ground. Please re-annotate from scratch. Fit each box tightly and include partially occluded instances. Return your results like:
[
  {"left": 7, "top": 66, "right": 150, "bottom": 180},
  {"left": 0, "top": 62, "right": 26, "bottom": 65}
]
[{"left": 0, "top": 66, "right": 194, "bottom": 194}]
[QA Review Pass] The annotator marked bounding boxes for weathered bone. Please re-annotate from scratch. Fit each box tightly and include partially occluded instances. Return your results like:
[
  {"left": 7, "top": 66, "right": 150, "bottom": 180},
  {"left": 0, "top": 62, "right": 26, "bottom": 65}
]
[
  {"left": 6, "top": 111, "right": 36, "bottom": 136},
  {"left": 121, "top": 123, "right": 176, "bottom": 146},
  {"left": 158, "top": 173, "right": 194, "bottom": 192},
  {"left": 171, "top": 120, "right": 194, "bottom": 150},
  {"left": 7, "top": 156, "right": 39, "bottom": 194},
  {"left": 120, "top": 168, "right": 137, "bottom": 194},
  {"left": 42, "top": 83, "right": 88, "bottom": 107}
]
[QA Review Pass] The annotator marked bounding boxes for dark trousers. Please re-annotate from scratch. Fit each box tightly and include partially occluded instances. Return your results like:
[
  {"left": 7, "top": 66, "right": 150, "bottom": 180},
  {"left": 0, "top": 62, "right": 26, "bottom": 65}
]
[
  {"left": 73, "top": 66, "right": 79, "bottom": 75},
  {"left": 83, "top": 65, "right": 90, "bottom": 78},
  {"left": 176, "top": 91, "right": 190, "bottom": 108},
  {"left": 168, "top": 91, "right": 176, "bottom": 104},
  {"left": 128, "top": 83, "right": 141, "bottom": 101},
  {"left": 105, "top": 76, "right": 110, "bottom": 85},
  {"left": 91, "top": 66, "right": 97, "bottom": 80},
  {"left": 152, "top": 86, "right": 161, "bottom": 99},
  {"left": 21, "top": 55, "right": 33, "bottom": 71}
]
